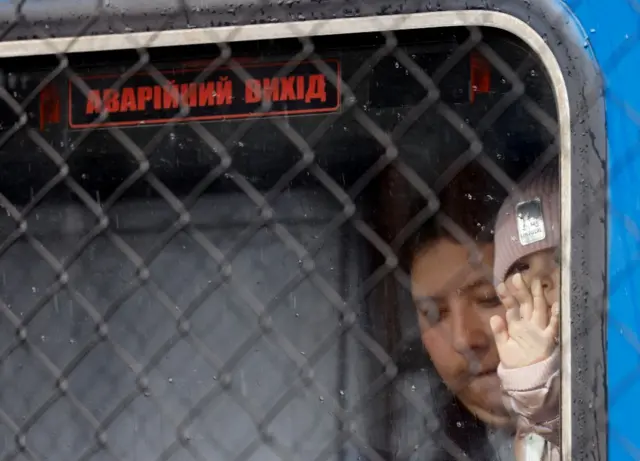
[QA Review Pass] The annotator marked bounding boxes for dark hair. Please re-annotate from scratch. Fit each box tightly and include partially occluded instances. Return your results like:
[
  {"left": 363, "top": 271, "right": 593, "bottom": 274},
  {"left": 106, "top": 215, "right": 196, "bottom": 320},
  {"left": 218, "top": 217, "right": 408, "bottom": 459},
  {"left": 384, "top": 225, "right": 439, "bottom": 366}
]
[{"left": 399, "top": 162, "right": 507, "bottom": 272}]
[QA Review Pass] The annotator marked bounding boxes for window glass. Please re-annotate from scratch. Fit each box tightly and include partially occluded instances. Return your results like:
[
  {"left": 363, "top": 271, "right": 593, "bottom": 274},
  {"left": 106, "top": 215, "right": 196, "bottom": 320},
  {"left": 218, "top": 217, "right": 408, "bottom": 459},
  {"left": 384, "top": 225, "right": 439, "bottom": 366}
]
[{"left": 0, "top": 27, "right": 559, "bottom": 461}]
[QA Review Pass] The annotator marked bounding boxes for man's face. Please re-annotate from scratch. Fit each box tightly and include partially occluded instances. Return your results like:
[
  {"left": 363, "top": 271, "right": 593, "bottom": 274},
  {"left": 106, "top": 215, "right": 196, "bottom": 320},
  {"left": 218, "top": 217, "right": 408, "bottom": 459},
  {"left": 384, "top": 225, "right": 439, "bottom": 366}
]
[{"left": 411, "top": 238, "right": 509, "bottom": 423}]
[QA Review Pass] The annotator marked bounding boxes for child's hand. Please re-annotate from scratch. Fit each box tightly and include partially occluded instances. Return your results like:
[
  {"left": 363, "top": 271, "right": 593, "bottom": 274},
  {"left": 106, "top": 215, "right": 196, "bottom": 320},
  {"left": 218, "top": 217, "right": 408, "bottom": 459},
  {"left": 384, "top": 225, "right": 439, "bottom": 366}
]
[{"left": 489, "top": 273, "right": 559, "bottom": 369}]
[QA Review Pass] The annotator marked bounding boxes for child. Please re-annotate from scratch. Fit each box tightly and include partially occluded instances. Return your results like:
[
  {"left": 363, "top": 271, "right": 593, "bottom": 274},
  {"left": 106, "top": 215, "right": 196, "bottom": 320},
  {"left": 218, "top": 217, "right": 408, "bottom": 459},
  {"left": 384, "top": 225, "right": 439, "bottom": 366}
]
[{"left": 489, "top": 164, "right": 561, "bottom": 461}]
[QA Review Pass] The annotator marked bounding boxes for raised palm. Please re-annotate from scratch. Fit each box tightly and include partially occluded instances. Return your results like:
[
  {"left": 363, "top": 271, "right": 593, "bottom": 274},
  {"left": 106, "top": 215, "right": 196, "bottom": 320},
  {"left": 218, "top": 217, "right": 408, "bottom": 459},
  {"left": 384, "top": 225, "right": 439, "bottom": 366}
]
[{"left": 489, "top": 273, "right": 559, "bottom": 369}]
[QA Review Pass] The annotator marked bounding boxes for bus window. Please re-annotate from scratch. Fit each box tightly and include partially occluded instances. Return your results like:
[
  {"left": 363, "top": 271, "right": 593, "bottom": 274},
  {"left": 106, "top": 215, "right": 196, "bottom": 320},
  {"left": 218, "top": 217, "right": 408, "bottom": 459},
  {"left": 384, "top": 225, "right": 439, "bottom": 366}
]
[{"left": 0, "top": 26, "right": 559, "bottom": 461}]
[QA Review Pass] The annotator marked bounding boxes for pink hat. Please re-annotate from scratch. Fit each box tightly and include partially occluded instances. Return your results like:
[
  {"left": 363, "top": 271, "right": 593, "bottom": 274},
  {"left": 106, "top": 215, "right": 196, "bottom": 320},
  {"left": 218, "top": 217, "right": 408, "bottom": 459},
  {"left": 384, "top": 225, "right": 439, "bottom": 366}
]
[{"left": 493, "top": 164, "right": 560, "bottom": 284}]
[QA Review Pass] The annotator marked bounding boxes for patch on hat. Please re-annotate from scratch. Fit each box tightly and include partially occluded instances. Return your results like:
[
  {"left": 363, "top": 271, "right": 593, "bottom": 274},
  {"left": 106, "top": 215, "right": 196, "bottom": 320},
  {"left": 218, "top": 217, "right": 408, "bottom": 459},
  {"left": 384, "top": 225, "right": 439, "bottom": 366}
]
[{"left": 515, "top": 198, "right": 546, "bottom": 246}]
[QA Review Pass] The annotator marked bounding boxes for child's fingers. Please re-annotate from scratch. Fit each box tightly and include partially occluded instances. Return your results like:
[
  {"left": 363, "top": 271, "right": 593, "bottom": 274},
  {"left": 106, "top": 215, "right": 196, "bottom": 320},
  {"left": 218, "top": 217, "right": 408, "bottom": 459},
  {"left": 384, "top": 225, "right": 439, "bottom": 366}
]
[
  {"left": 511, "top": 273, "right": 534, "bottom": 321},
  {"left": 497, "top": 283, "right": 520, "bottom": 326},
  {"left": 490, "top": 315, "right": 509, "bottom": 345},
  {"left": 530, "top": 279, "right": 549, "bottom": 329},
  {"left": 545, "top": 301, "right": 560, "bottom": 341}
]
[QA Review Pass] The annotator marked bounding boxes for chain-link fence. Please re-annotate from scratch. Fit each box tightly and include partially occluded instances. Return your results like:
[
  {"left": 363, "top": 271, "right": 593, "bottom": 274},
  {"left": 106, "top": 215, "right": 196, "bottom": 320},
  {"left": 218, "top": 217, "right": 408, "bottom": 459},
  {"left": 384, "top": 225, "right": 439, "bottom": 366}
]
[{"left": 0, "top": 1, "right": 618, "bottom": 460}]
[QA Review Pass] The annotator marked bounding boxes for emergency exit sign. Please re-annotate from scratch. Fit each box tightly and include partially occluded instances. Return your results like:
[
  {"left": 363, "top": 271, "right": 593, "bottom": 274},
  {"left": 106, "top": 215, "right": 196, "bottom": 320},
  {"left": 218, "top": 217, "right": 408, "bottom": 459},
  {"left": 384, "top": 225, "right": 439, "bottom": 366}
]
[{"left": 69, "top": 59, "right": 341, "bottom": 129}]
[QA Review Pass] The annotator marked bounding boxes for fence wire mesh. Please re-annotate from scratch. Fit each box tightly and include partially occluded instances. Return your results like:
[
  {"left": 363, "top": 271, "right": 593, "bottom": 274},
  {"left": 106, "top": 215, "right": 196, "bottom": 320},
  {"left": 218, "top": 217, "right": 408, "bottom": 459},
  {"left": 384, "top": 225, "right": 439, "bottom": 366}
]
[{"left": 0, "top": 2, "right": 625, "bottom": 461}]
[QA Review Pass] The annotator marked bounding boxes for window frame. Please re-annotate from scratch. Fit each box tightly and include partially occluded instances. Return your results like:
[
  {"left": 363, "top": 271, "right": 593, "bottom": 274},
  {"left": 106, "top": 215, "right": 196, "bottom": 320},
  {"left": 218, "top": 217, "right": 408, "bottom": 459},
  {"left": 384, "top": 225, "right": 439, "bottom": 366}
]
[{"left": 0, "top": 4, "right": 607, "bottom": 459}]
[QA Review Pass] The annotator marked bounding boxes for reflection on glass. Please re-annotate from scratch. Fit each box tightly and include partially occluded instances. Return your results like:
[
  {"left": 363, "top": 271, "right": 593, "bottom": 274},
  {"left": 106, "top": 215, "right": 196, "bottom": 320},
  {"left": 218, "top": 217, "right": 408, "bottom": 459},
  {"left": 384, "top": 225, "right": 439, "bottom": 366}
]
[{"left": 0, "top": 27, "right": 560, "bottom": 461}]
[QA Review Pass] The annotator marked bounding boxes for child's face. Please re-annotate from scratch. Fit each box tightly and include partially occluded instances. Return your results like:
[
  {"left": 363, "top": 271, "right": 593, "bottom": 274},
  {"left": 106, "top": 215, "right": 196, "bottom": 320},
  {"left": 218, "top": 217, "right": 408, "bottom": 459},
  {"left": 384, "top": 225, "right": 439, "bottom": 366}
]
[{"left": 505, "top": 247, "right": 560, "bottom": 306}]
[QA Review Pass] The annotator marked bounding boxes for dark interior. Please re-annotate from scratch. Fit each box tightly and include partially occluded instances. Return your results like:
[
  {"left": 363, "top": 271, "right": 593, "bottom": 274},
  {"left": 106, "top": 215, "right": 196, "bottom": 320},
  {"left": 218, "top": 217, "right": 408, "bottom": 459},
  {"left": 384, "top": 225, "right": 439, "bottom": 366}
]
[
  {"left": 0, "top": 28, "right": 555, "bottom": 205},
  {"left": 0, "top": 27, "right": 557, "bottom": 461}
]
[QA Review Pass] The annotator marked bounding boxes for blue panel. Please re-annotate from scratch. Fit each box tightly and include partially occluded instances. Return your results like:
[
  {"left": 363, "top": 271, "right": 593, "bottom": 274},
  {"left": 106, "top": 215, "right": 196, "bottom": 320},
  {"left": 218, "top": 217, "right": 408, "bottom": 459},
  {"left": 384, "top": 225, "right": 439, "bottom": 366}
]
[{"left": 565, "top": 0, "right": 640, "bottom": 458}]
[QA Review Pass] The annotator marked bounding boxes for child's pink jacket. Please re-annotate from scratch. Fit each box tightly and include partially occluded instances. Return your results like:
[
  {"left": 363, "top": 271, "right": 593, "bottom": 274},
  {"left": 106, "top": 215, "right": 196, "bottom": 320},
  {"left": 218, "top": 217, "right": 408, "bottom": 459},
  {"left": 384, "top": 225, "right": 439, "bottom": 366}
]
[{"left": 497, "top": 347, "right": 561, "bottom": 461}]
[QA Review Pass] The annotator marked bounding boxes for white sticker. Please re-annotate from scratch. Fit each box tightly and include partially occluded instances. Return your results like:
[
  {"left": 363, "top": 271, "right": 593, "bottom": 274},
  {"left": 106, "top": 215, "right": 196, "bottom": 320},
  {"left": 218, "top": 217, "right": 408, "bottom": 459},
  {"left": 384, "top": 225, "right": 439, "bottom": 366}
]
[
  {"left": 525, "top": 433, "right": 546, "bottom": 461},
  {"left": 516, "top": 198, "right": 546, "bottom": 246}
]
